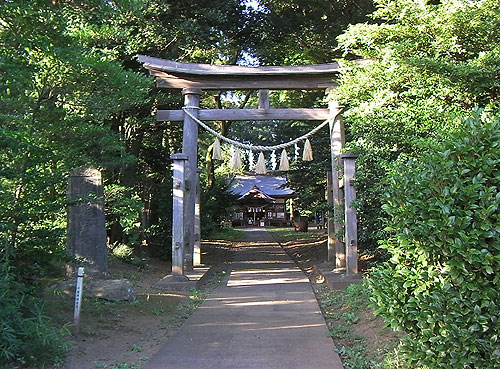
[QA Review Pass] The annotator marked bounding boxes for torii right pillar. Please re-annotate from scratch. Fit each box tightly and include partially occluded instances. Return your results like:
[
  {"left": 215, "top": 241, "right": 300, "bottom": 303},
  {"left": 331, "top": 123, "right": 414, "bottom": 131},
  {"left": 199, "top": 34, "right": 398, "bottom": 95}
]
[{"left": 328, "top": 100, "right": 346, "bottom": 268}]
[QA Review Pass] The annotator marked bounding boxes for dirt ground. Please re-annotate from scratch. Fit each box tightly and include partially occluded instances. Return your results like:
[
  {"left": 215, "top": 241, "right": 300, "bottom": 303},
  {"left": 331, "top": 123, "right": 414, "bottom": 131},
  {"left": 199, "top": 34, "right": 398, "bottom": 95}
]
[
  {"left": 43, "top": 241, "right": 232, "bottom": 369},
  {"left": 43, "top": 231, "right": 396, "bottom": 369}
]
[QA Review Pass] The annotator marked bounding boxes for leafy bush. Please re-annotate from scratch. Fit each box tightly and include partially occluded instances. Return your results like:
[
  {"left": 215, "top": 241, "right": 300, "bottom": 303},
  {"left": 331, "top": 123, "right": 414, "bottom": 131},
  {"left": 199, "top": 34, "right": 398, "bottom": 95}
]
[
  {"left": 105, "top": 184, "right": 143, "bottom": 247},
  {"left": 0, "top": 259, "right": 69, "bottom": 367},
  {"left": 200, "top": 174, "right": 238, "bottom": 237},
  {"left": 333, "top": 0, "right": 500, "bottom": 255},
  {"left": 111, "top": 243, "right": 135, "bottom": 262},
  {"left": 371, "top": 110, "right": 500, "bottom": 368}
]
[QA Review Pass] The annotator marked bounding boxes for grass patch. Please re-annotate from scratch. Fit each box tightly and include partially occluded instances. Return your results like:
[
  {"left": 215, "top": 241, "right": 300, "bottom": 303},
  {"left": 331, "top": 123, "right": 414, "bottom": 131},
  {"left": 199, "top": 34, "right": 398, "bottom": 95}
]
[
  {"left": 314, "top": 280, "right": 405, "bottom": 369},
  {"left": 204, "top": 226, "right": 245, "bottom": 242},
  {"left": 267, "top": 227, "right": 323, "bottom": 242}
]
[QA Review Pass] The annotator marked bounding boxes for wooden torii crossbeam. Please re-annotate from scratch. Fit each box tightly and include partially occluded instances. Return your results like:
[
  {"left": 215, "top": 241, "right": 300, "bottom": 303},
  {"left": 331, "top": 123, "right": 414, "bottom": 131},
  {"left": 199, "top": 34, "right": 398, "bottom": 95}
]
[{"left": 138, "top": 55, "right": 358, "bottom": 282}]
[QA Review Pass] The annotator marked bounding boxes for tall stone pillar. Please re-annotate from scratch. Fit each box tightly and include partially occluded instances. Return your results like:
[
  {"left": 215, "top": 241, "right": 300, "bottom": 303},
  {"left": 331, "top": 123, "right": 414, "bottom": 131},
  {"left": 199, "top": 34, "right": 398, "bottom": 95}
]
[
  {"left": 67, "top": 167, "right": 107, "bottom": 276},
  {"left": 171, "top": 154, "right": 189, "bottom": 279},
  {"left": 326, "top": 170, "right": 335, "bottom": 262}
]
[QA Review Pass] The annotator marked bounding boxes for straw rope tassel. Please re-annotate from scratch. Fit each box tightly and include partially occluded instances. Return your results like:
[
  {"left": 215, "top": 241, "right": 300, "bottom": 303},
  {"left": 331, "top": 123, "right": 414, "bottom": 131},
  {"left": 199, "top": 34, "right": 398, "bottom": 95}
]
[
  {"left": 279, "top": 149, "right": 290, "bottom": 171},
  {"left": 255, "top": 152, "right": 267, "bottom": 175},
  {"left": 303, "top": 138, "right": 313, "bottom": 161},
  {"left": 212, "top": 137, "right": 222, "bottom": 160},
  {"left": 231, "top": 147, "right": 242, "bottom": 170}
]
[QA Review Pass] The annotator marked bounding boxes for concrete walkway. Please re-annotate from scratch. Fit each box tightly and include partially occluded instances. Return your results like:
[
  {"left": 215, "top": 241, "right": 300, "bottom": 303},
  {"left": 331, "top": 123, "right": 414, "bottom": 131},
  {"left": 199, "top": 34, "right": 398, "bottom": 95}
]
[{"left": 144, "top": 228, "right": 343, "bottom": 369}]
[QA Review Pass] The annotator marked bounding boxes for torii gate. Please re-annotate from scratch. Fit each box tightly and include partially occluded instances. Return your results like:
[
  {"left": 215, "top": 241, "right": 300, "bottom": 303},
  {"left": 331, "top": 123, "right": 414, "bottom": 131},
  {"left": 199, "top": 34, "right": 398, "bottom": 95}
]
[{"left": 138, "top": 55, "right": 358, "bottom": 282}]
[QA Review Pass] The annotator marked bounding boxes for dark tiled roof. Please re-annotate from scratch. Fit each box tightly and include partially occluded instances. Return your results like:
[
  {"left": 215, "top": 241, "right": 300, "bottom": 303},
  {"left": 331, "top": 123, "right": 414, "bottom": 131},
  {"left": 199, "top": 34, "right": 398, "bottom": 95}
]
[
  {"left": 230, "top": 175, "right": 296, "bottom": 198},
  {"left": 237, "top": 186, "right": 276, "bottom": 202}
]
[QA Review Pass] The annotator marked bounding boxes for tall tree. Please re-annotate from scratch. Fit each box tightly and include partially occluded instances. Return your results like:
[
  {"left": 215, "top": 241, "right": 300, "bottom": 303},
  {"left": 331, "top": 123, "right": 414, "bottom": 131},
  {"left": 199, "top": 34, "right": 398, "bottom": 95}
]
[
  {"left": 0, "top": 0, "right": 149, "bottom": 272},
  {"left": 253, "top": 0, "right": 375, "bottom": 64}
]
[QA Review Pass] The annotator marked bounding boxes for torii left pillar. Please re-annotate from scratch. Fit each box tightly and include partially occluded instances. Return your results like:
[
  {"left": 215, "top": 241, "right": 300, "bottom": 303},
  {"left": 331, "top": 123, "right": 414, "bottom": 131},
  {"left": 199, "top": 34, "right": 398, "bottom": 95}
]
[
  {"left": 170, "top": 154, "right": 188, "bottom": 279},
  {"left": 182, "top": 88, "right": 201, "bottom": 271}
]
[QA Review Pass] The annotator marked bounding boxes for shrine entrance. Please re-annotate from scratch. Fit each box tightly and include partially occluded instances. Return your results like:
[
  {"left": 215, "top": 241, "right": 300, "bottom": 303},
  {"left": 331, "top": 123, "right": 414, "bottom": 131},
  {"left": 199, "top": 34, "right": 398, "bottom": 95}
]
[{"left": 138, "top": 55, "right": 359, "bottom": 282}]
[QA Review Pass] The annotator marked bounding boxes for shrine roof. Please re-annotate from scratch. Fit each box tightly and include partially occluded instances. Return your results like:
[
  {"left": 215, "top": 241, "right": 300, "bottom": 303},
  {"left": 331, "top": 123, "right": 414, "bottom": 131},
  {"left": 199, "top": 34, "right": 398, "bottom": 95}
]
[
  {"left": 237, "top": 186, "right": 276, "bottom": 202},
  {"left": 230, "top": 174, "right": 296, "bottom": 199}
]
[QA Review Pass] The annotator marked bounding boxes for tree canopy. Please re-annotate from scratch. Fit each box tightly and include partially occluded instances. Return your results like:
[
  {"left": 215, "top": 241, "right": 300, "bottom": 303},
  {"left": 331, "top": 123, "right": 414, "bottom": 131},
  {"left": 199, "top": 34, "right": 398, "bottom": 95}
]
[{"left": 332, "top": 0, "right": 500, "bottom": 251}]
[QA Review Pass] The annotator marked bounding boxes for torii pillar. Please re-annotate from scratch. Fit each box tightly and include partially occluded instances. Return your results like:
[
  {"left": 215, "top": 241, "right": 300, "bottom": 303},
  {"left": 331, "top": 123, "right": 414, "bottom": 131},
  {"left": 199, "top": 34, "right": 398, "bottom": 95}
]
[
  {"left": 182, "top": 88, "right": 201, "bottom": 271},
  {"left": 328, "top": 99, "right": 346, "bottom": 269},
  {"left": 342, "top": 153, "right": 359, "bottom": 274}
]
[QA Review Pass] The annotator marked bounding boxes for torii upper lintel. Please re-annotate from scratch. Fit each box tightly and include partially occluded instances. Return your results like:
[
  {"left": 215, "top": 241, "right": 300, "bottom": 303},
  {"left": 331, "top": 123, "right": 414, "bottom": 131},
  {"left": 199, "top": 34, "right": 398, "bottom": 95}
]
[{"left": 137, "top": 55, "right": 340, "bottom": 90}]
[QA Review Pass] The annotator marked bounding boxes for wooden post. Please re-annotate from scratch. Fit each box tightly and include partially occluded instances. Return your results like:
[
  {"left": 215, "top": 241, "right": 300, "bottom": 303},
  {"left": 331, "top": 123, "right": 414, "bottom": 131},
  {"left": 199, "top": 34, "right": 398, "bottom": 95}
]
[
  {"left": 259, "top": 89, "right": 270, "bottom": 109},
  {"left": 326, "top": 170, "right": 335, "bottom": 262},
  {"left": 193, "top": 168, "right": 202, "bottom": 266},
  {"left": 341, "top": 153, "right": 359, "bottom": 274},
  {"left": 182, "top": 88, "right": 201, "bottom": 271},
  {"left": 328, "top": 99, "right": 346, "bottom": 269},
  {"left": 171, "top": 154, "right": 188, "bottom": 279}
]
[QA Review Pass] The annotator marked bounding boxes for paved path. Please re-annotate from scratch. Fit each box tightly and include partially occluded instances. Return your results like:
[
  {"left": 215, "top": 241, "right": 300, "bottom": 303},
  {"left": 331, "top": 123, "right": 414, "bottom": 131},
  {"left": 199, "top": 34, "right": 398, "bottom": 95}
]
[{"left": 144, "top": 228, "right": 343, "bottom": 369}]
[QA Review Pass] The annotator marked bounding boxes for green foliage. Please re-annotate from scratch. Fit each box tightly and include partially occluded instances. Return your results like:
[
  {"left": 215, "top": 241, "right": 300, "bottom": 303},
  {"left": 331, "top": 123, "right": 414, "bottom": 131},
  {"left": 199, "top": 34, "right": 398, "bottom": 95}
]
[
  {"left": 371, "top": 111, "right": 500, "bottom": 368},
  {"left": 333, "top": 0, "right": 500, "bottom": 253},
  {"left": 316, "top": 280, "right": 401, "bottom": 369},
  {"left": 0, "top": 0, "right": 149, "bottom": 277},
  {"left": 337, "top": 344, "right": 381, "bottom": 369},
  {"left": 111, "top": 243, "right": 135, "bottom": 262},
  {"left": 0, "top": 259, "right": 69, "bottom": 367},
  {"left": 267, "top": 227, "right": 322, "bottom": 242},
  {"left": 254, "top": 0, "right": 375, "bottom": 64},
  {"left": 200, "top": 173, "right": 238, "bottom": 237},
  {"left": 321, "top": 279, "right": 373, "bottom": 313},
  {"left": 105, "top": 184, "right": 143, "bottom": 247},
  {"left": 344, "top": 282, "right": 372, "bottom": 313}
]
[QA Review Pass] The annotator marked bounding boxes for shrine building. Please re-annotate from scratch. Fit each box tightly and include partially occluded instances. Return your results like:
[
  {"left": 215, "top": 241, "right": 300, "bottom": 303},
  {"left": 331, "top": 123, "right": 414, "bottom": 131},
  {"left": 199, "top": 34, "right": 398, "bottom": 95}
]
[{"left": 229, "top": 174, "right": 296, "bottom": 227}]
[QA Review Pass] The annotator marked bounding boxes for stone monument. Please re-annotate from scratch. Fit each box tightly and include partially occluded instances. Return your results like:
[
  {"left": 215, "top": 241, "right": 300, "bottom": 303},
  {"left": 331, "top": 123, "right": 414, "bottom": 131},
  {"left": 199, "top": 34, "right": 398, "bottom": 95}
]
[{"left": 67, "top": 166, "right": 107, "bottom": 275}]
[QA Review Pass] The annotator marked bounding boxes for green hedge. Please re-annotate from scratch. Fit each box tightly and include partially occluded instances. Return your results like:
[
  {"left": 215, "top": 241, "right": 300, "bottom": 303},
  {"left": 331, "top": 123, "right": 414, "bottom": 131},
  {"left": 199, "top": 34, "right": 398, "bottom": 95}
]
[{"left": 371, "top": 110, "right": 499, "bottom": 368}]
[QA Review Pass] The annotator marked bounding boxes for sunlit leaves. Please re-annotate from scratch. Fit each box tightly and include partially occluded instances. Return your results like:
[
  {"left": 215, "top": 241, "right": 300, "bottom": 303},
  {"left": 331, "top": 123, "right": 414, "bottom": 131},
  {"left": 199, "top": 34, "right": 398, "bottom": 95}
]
[
  {"left": 0, "top": 0, "right": 149, "bottom": 274},
  {"left": 372, "top": 111, "right": 500, "bottom": 368},
  {"left": 332, "top": 0, "right": 500, "bottom": 252}
]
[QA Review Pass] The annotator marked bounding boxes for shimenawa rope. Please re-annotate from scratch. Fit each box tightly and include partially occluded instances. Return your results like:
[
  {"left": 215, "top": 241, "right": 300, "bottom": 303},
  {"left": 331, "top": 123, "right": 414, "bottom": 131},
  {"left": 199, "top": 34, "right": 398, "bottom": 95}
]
[{"left": 182, "top": 107, "right": 339, "bottom": 152}]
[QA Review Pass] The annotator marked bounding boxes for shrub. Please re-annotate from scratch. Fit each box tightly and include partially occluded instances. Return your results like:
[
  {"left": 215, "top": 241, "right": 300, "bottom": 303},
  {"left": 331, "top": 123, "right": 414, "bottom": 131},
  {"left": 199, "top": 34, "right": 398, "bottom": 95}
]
[
  {"left": 111, "top": 243, "right": 135, "bottom": 262},
  {"left": 371, "top": 110, "right": 500, "bottom": 368},
  {"left": 200, "top": 174, "right": 238, "bottom": 237},
  {"left": 0, "top": 259, "right": 69, "bottom": 367}
]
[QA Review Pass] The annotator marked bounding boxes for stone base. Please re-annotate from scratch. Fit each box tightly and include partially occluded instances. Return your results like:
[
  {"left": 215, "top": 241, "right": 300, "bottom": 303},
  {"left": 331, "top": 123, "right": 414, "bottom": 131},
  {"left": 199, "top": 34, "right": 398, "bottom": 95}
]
[
  {"left": 154, "top": 266, "right": 211, "bottom": 292},
  {"left": 154, "top": 275, "right": 197, "bottom": 291},
  {"left": 314, "top": 263, "right": 363, "bottom": 290}
]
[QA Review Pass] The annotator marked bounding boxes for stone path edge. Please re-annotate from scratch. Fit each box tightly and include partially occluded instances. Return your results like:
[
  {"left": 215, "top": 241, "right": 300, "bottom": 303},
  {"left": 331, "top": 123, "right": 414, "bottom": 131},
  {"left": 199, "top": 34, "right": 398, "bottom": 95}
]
[{"left": 267, "top": 234, "right": 348, "bottom": 369}]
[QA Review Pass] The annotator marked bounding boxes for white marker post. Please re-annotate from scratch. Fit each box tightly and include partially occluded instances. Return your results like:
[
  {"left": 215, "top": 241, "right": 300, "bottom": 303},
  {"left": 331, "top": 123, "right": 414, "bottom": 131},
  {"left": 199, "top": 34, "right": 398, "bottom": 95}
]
[{"left": 73, "top": 267, "right": 84, "bottom": 333}]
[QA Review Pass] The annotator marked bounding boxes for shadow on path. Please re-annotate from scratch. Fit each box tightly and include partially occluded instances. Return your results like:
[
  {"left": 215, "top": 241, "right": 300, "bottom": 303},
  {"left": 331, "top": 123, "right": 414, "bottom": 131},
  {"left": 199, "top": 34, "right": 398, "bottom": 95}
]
[{"left": 143, "top": 228, "right": 343, "bottom": 369}]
